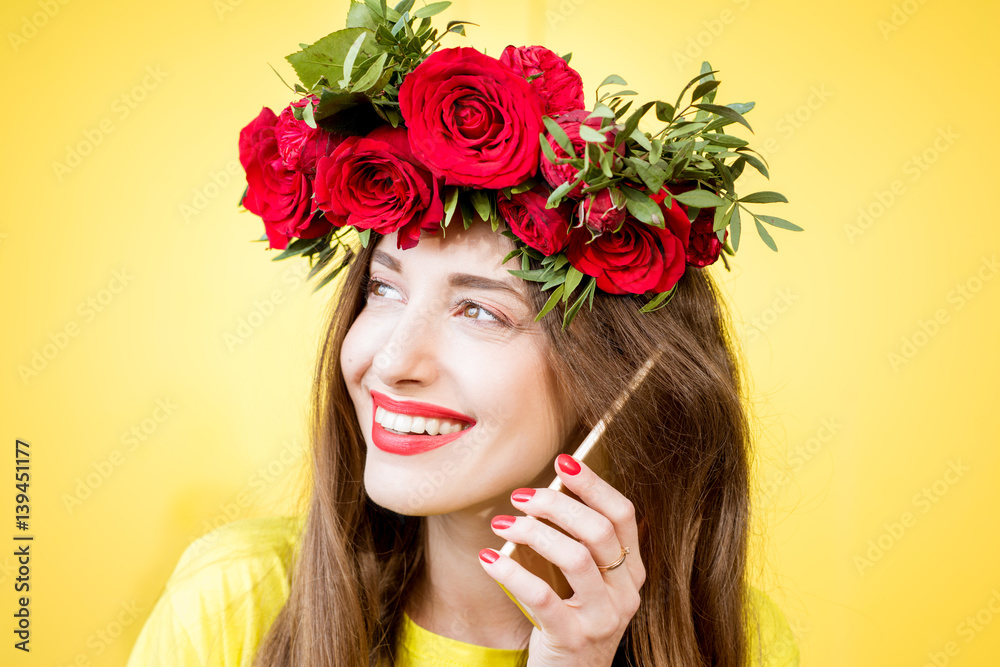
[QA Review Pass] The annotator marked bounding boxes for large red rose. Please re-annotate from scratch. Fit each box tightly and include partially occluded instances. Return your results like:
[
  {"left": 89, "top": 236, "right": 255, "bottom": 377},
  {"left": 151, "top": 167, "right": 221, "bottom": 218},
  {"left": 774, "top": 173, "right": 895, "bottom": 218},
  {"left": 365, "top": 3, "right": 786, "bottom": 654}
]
[
  {"left": 497, "top": 184, "right": 573, "bottom": 256},
  {"left": 499, "top": 45, "right": 585, "bottom": 116},
  {"left": 687, "top": 210, "right": 727, "bottom": 267},
  {"left": 565, "top": 216, "right": 687, "bottom": 295},
  {"left": 274, "top": 96, "right": 344, "bottom": 174},
  {"left": 313, "top": 125, "right": 443, "bottom": 251},
  {"left": 541, "top": 109, "right": 619, "bottom": 199},
  {"left": 397, "top": 46, "right": 544, "bottom": 189},
  {"left": 238, "top": 106, "right": 330, "bottom": 250}
]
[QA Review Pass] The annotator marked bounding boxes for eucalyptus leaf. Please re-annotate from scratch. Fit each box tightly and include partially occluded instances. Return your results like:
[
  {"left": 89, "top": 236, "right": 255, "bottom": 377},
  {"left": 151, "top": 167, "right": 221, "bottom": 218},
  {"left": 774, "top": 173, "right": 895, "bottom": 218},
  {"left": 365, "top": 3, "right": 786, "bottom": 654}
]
[
  {"left": 730, "top": 203, "right": 741, "bottom": 251},
  {"left": 536, "top": 284, "right": 566, "bottom": 320},
  {"left": 339, "top": 31, "right": 368, "bottom": 88},
  {"left": 542, "top": 116, "right": 575, "bottom": 156},
  {"left": 692, "top": 103, "right": 753, "bottom": 132},
  {"left": 673, "top": 189, "right": 727, "bottom": 208},
  {"left": 754, "top": 217, "right": 778, "bottom": 251},
  {"left": 469, "top": 189, "right": 492, "bottom": 222},
  {"left": 351, "top": 52, "right": 388, "bottom": 92},
  {"left": 579, "top": 124, "right": 609, "bottom": 143},
  {"left": 756, "top": 215, "right": 803, "bottom": 231},
  {"left": 598, "top": 74, "right": 627, "bottom": 88},
  {"left": 739, "top": 191, "right": 788, "bottom": 204},
  {"left": 655, "top": 100, "right": 674, "bottom": 122},
  {"left": 691, "top": 79, "right": 721, "bottom": 102}
]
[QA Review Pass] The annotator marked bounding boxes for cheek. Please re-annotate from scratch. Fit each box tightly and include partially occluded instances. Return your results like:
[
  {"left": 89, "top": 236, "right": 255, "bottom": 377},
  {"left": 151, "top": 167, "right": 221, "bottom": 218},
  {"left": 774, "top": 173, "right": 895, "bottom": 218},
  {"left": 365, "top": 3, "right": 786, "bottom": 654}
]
[{"left": 340, "top": 312, "right": 381, "bottom": 389}]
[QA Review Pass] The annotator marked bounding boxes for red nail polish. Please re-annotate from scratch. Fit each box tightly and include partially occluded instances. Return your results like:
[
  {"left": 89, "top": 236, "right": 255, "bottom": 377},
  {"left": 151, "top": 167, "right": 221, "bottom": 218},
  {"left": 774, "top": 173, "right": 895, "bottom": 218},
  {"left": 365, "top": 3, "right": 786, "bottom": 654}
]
[
  {"left": 479, "top": 548, "right": 499, "bottom": 564},
  {"left": 511, "top": 488, "right": 536, "bottom": 503},
  {"left": 557, "top": 454, "right": 581, "bottom": 475},
  {"left": 491, "top": 515, "right": 516, "bottom": 530}
]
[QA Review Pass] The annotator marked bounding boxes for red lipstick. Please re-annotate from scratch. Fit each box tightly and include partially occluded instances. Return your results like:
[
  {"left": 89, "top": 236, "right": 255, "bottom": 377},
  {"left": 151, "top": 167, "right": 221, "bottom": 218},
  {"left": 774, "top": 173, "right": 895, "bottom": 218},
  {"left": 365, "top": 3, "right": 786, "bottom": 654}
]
[{"left": 370, "top": 390, "right": 476, "bottom": 456}]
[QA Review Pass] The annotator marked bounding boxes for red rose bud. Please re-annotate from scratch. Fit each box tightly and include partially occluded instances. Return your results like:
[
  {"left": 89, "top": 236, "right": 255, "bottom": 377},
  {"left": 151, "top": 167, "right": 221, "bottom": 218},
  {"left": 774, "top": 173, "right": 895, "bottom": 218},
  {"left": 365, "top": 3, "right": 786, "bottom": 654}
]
[
  {"left": 577, "top": 188, "right": 626, "bottom": 234},
  {"left": 238, "top": 106, "right": 330, "bottom": 250},
  {"left": 313, "top": 125, "right": 443, "bottom": 251},
  {"left": 565, "top": 216, "right": 686, "bottom": 295},
  {"left": 541, "top": 109, "right": 620, "bottom": 200},
  {"left": 499, "top": 45, "right": 585, "bottom": 116},
  {"left": 398, "top": 46, "right": 544, "bottom": 189},
  {"left": 274, "top": 96, "right": 344, "bottom": 174},
  {"left": 687, "top": 211, "right": 727, "bottom": 267},
  {"left": 649, "top": 186, "right": 693, "bottom": 254},
  {"left": 497, "top": 185, "right": 573, "bottom": 256}
]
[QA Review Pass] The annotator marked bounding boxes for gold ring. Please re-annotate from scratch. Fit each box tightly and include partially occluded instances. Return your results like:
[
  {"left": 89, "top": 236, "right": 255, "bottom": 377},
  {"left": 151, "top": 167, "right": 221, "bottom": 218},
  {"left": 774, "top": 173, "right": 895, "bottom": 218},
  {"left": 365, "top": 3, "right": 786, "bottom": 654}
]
[{"left": 596, "top": 546, "right": 630, "bottom": 572}]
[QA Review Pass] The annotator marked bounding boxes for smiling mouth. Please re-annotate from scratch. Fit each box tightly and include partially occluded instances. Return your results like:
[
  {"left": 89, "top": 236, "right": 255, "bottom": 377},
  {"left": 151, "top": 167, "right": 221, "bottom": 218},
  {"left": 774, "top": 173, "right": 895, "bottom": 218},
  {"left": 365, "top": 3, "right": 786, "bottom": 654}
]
[
  {"left": 368, "top": 390, "right": 476, "bottom": 455},
  {"left": 374, "top": 406, "right": 473, "bottom": 436}
]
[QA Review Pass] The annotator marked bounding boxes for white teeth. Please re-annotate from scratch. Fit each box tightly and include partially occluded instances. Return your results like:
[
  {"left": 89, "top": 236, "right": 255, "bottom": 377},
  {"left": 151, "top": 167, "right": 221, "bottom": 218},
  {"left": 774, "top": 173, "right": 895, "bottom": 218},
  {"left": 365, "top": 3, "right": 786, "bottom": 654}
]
[{"left": 376, "top": 407, "right": 468, "bottom": 435}]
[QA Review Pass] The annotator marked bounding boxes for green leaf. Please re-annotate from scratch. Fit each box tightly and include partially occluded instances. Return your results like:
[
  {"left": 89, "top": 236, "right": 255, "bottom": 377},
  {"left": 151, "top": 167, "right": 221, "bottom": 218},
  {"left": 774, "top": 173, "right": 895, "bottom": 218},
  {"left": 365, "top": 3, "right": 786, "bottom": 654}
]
[
  {"left": 547, "top": 178, "right": 579, "bottom": 207},
  {"left": 754, "top": 217, "right": 778, "bottom": 251},
  {"left": 650, "top": 138, "right": 663, "bottom": 164},
  {"left": 413, "top": 1, "right": 451, "bottom": 18},
  {"left": 351, "top": 52, "right": 388, "bottom": 92},
  {"left": 714, "top": 201, "right": 735, "bottom": 232},
  {"left": 664, "top": 121, "right": 706, "bottom": 140},
  {"left": 704, "top": 133, "right": 748, "bottom": 148},
  {"left": 579, "top": 124, "right": 608, "bottom": 143},
  {"left": 616, "top": 100, "right": 655, "bottom": 149},
  {"left": 756, "top": 215, "right": 803, "bottom": 231},
  {"left": 562, "top": 276, "right": 595, "bottom": 329},
  {"left": 673, "top": 189, "right": 727, "bottom": 208},
  {"left": 587, "top": 105, "right": 616, "bottom": 120},
  {"left": 469, "top": 189, "right": 492, "bottom": 222},
  {"left": 639, "top": 285, "right": 677, "bottom": 313},
  {"left": 736, "top": 151, "right": 769, "bottom": 178},
  {"left": 507, "top": 267, "right": 548, "bottom": 281},
  {"left": 394, "top": 0, "right": 416, "bottom": 12},
  {"left": 630, "top": 128, "right": 652, "bottom": 151},
  {"left": 358, "top": 228, "right": 372, "bottom": 247},
  {"left": 459, "top": 194, "right": 475, "bottom": 229},
  {"left": 443, "top": 186, "right": 459, "bottom": 226},
  {"left": 691, "top": 79, "right": 721, "bottom": 102},
  {"left": 301, "top": 99, "right": 317, "bottom": 128},
  {"left": 739, "top": 191, "right": 788, "bottom": 204},
  {"left": 598, "top": 74, "right": 627, "bottom": 88},
  {"left": 620, "top": 184, "right": 661, "bottom": 225},
  {"left": 564, "top": 265, "right": 584, "bottom": 298},
  {"left": 542, "top": 116, "right": 574, "bottom": 156},
  {"left": 535, "top": 284, "right": 566, "bottom": 321},
  {"left": 655, "top": 101, "right": 674, "bottom": 122},
  {"left": 730, "top": 203, "right": 741, "bottom": 252},
  {"left": 347, "top": 0, "right": 379, "bottom": 30},
  {"left": 270, "top": 236, "right": 325, "bottom": 261},
  {"left": 286, "top": 27, "right": 372, "bottom": 89},
  {"left": 692, "top": 103, "right": 754, "bottom": 132},
  {"left": 339, "top": 31, "right": 368, "bottom": 88}
]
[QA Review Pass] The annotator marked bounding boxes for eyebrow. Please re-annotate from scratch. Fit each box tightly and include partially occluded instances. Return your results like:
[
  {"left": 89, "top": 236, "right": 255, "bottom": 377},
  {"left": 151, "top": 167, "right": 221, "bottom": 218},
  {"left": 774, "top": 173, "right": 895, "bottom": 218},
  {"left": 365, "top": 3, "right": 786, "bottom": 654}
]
[{"left": 372, "top": 249, "right": 528, "bottom": 306}]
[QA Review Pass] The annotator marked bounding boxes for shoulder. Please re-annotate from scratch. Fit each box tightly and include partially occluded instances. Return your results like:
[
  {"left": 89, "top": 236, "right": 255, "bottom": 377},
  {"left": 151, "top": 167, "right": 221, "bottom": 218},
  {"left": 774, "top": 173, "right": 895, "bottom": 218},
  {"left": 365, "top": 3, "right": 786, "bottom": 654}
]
[
  {"left": 126, "top": 515, "right": 306, "bottom": 667},
  {"left": 744, "top": 585, "right": 800, "bottom": 667}
]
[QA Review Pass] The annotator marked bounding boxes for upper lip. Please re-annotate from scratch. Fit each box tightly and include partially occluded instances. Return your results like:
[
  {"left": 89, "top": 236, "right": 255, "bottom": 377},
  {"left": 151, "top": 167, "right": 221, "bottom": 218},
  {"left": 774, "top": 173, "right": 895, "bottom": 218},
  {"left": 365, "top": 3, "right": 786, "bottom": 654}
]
[{"left": 370, "top": 389, "right": 475, "bottom": 425}]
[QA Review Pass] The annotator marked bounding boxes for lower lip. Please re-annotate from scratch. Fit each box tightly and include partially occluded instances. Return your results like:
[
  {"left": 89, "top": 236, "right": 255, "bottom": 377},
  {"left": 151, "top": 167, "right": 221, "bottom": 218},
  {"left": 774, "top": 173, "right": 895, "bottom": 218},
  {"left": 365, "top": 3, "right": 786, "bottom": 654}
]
[{"left": 370, "top": 405, "right": 473, "bottom": 456}]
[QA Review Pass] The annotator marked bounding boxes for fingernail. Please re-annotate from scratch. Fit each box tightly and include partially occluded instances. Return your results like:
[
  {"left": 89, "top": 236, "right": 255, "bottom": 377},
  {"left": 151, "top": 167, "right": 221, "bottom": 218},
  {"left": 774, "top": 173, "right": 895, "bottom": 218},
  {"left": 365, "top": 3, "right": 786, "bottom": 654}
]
[
  {"left": 557, "top": 453, "right": 581, "bottom": 476},
  {"left": 479, "top": 548, "right": 499, "bottom": 564},
  {"left": 511, "top": 488, "right": 536, "bottom": 503},
  {"left": 491, "top": 515, "right": 516, "bottom": 530}
]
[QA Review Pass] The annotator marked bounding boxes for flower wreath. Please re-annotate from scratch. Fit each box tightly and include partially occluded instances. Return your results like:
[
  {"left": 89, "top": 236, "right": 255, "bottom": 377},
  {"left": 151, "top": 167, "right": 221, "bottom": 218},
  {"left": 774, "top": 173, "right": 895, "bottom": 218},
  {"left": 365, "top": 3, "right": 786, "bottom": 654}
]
[{"left": 237, "top": 0, "right": 801, "bottom": 328}]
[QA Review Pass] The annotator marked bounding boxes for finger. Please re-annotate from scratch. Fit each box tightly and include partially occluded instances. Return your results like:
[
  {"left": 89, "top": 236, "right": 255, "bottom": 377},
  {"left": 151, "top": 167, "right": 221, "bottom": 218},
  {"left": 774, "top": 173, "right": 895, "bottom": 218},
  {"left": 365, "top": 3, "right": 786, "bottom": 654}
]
[
  {"left": 509, "top": 486, "right": 624, "bottom": 573},
  {"left": 552, "top": 454, "right": 645, "bottom": 586},
  {"left": 478, "top": 547, "right": 569, "bottom": 634},
  {"left": 490, "top": 514, "right": 612, "bottom": 610}
]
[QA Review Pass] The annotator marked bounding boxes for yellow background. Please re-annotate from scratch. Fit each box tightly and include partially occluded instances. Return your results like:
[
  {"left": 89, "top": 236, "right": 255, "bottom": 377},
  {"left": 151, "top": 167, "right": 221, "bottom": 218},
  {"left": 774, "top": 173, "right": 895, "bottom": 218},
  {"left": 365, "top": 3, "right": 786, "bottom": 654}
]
[{"left": 1, "top": 0, "right": 998, "bottom": 664}]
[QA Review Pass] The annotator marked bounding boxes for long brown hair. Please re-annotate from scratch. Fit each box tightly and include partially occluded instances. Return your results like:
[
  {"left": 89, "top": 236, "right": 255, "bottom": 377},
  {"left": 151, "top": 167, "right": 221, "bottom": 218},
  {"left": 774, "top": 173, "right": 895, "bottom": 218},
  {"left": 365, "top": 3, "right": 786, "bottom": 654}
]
[{"left": 252, "top": 229, "right": 753, "bottom": 666}]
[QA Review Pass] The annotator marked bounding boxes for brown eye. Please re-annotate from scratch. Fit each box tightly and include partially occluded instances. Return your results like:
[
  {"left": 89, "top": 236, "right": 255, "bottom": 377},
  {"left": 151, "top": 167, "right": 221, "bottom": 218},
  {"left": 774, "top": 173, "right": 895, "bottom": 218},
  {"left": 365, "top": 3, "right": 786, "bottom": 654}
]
[{"left": 463, "top": 303, "right": 481, "bottom": 318}]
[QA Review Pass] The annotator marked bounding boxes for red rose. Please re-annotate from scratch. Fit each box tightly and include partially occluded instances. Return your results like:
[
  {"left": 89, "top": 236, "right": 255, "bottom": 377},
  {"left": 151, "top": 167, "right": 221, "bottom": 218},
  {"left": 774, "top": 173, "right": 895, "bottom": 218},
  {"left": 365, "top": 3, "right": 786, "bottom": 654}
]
[
  {"left": 497, "top": 185, "right": 573, "bottom": 256},
  {"left": 650, "top": 186, "right": 693, "bottom": 253},
  {"left": 541, "top": 109, "right": 619, "bottom": 199},
  {"left": 398, "top": 46, "right": 544, "bottom": 189},
  {"left": 565, "top": 216, "right": 687, "bottom": 295},
  {"left": 499, "top": 45, "right": 585, "bottom": 116},
  {"left": 274, "top": 96, "right": 344, "bottom": 174},
  {"left": 239, "top": 106, "right": 330, "bottom": 250},
  {"left": 313, "top": 125, "right": 443, "bottom": 251},
  {"left": 577, "top": 188, "right": 627, "bottom": 234},
  {"left": 687, "top": 210, "right": 727, "bottom": 267}
]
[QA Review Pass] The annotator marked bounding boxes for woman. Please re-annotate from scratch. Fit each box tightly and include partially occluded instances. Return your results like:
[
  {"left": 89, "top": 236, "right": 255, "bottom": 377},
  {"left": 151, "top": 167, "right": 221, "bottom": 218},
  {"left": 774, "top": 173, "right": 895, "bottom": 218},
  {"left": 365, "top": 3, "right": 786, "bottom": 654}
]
[
  {"left": 125, "top": 215, "right": 799, "bottom": 666},
  {"left": 127, "top": 3, "right": 801, "bottom": 665}
]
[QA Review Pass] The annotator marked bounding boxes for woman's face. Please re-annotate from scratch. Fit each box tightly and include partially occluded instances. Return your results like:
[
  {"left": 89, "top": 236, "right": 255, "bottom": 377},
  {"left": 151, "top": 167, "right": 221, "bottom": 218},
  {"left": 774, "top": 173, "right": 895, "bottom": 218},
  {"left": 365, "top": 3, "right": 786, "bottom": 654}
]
[{"left": 340, "top": 219, "right": 580, "bottom": 516}]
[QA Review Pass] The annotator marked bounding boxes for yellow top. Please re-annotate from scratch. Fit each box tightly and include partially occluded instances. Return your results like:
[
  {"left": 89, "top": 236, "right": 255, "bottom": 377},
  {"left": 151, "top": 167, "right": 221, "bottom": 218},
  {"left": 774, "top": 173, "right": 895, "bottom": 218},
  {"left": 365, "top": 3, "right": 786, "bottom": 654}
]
[{"left": 126, "top": 515, "right": 799, "bottom": 666}]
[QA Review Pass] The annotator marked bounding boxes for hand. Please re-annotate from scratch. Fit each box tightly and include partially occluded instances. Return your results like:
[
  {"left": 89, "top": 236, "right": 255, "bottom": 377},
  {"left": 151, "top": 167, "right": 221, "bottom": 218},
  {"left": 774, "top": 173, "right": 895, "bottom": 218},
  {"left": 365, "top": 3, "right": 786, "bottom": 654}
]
[{"left": 479, "top": 453, "right": 646, "bottom": 667}]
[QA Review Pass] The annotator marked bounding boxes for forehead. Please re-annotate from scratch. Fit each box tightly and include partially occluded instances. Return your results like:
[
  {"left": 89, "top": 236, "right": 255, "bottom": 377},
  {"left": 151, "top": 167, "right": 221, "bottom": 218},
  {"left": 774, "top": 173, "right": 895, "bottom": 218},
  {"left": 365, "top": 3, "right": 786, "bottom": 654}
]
[{"left": 372, "top": 219, "right": 518, "bottom": 279}]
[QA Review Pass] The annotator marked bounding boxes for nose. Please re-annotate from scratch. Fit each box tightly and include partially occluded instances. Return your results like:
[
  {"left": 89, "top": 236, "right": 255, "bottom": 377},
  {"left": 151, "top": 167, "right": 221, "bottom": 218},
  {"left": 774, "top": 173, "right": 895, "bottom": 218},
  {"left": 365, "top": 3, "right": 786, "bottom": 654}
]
[{"left": 372, "top": 296, "right": 442, "bottom": 388}]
